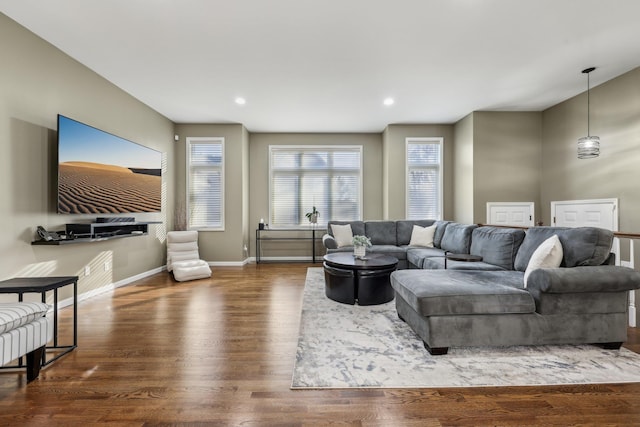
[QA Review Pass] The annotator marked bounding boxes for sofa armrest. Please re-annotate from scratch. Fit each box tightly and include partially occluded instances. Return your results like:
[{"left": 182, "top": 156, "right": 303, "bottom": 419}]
[
  {"left": 527, "top": 266, "right": 640, "bottom": 294},
  {"left": 323, "top": 233, "right": 338, "bottom": 250}
]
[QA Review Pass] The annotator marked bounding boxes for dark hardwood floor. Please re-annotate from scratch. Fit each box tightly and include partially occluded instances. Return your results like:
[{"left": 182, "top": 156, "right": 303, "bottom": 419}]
[{"left": 1, "top": 264, "right": 640, "bottom": 426}]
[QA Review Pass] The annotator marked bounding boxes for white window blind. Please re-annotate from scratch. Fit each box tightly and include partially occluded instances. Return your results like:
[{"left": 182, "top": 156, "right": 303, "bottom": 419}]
[
  {"left": 269, "top": 146, "right": 362, "bottom": 227},
  {"left": 186, "top": 137, "right": 224, "bottom": 230},
  {"left": 406, "top": 137, "right": 443, "bottom": 220}
]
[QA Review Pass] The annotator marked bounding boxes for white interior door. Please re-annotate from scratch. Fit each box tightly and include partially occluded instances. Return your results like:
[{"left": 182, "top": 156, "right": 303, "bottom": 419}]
[
  {"left": 486, "top": 202, "right": 534, "bottom": 227},
  {"left": 551, "top": 198, "right": 618, "bottom": 230}
]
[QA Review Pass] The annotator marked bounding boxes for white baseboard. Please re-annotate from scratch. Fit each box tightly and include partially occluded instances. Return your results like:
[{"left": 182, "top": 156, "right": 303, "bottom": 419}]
[
  {"left": 55, "top": 266, "right": 166, "bottom": 310},
  {"left": 208, "top": 257, "right": 321, "bottom": 266},
  {"left": 254, "top": 256, "right": 323, "bottom": 263},
  {"left": 208, "top": 259, "right": 250, "bottom": 267}
]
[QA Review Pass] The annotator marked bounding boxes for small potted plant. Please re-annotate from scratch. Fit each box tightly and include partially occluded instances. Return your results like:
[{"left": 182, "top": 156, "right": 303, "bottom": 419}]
[
  {"left": 352, "top": 235, "right": 372, "bottom": 259},
  {"left": 305, "top": 206, "right": 320, "bottom": 224}
]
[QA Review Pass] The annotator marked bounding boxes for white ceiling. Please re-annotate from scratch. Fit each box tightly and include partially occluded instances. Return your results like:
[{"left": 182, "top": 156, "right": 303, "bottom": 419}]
[{"left": 2, "top": 0, "right": 640, "bottom": 132}]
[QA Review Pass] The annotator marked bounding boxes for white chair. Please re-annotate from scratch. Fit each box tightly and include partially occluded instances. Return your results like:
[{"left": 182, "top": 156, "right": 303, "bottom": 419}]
[{"left": 167, "top": 230, "right": 212, "bottom": 282}]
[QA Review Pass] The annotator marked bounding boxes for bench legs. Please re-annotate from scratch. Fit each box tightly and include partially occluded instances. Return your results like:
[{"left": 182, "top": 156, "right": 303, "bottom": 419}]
[{"left": 26, "top": 346, "right": 45, "bottom": 382}]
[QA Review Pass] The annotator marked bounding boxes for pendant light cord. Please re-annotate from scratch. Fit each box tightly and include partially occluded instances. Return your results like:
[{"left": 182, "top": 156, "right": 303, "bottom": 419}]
[
  {"left": 587, "top": 71, "right": 590, "bottom": 136},
  {"left": 582, "top": 67, "right": 596, "bottom": 137}
]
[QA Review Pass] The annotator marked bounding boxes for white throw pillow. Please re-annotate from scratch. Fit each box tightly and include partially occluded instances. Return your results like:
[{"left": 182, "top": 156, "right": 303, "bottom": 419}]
[
  {"left": 524, "top": 235, "right": 563, "bottom": 288},
  {"left": 409, "top": 224, "right": 436, "bottom": 247},
  {"left": 331, "top": 224, "right": 354, "bottom": 248}
]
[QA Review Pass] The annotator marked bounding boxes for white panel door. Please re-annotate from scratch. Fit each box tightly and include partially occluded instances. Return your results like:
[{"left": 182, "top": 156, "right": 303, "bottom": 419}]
[
  {"left": 551, "top": 198, "right": 617, "bottom": 230},
  {"left": 486, "top": 202, "right": 534, "bottom": 227}
]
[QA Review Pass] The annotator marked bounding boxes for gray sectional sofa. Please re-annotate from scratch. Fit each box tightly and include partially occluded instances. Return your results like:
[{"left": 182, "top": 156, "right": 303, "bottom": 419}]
[{"left": 322, "top": 220, "right": 640, "bottom": 354}]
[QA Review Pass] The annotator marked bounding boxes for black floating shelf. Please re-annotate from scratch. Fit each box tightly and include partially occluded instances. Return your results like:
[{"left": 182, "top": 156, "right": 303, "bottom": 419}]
[{"left": 31, "top": 221, "right": 162, "bottom": 245}]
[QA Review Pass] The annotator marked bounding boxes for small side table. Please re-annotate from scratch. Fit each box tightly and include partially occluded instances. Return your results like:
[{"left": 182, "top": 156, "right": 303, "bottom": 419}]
[
  {"left": 444, "top": 253, "right": 483, "bottom": 269},
  {"left": 0, "top": 276, "right": 78, "bottom": 366}
]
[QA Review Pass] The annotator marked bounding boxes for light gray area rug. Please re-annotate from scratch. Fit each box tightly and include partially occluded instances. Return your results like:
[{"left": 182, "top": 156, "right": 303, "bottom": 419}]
[{"left": 292, "top": 267, "right": 640, "bottom": 389}]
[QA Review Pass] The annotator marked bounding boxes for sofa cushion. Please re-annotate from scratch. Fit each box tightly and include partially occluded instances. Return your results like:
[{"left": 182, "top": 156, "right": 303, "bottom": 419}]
[
  {"left": 172, "top": 260, "right": 212, "bottom": 282},
  {"left": 433, "top": 220, "right": 451, "bottom": 249},
  {"left": 470, "top": 226, "right": 525, "bottom": 271},
  {"left": 367, "top": 245, "right": 407, "bottom": 260},
  {"left": 0, "top": 302, "right": 50, "bottom": 334},
  {"left": 365, "top": 221, "right": 397, "bottom": 245},
  {"left": 440, "top": 223, "right": 477, "bottom": 254},
  {"left": 396, "top": 220, "right": 436, "bottom": 245},
  {"left": 390, "top": 270, "right": 534, "bottom": 316},
  {"left": 406, "top": 247, "right": 445, "bottom": 268},
  {"left": 409, "top": 224, "right": 436, "bottom": 247},
  {"left": 422, "top": 257, "right": 507, "bottom": 271},
  {"left": 331, "top": 224, "right": 354, "bottom": 248},
  {"left": 523, "top": 235, "right": 563, "bottom": 287},
  {"left": 514, "top": 227, "right": 613, "bottom": 272}
]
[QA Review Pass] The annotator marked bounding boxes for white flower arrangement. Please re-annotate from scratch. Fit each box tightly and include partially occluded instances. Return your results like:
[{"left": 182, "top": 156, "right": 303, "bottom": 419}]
[{"left": 352, "top": 235, "right": 372, "bottom": 247}]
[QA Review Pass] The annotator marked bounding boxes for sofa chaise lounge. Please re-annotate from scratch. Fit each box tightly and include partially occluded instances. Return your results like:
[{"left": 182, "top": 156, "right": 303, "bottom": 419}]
[{"left": 391, "top": 225, "right": 640, "bottom": 354}]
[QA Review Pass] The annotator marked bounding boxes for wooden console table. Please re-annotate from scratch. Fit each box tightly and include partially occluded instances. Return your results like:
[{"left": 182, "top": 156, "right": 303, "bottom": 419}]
[
  {"left": 0, "top": 276, "right": 78, "bottom": 366},
  {"left": 256, "top": 228, "right": 325, "bottom": 263}
]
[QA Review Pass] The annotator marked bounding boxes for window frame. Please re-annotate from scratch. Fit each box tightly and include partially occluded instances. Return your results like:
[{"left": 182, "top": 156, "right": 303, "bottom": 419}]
[
  {"left": 186, "top": 136, "right": 225, "bottom": 231},
  {"left": 268, "top": 145, "right": 363, "bottom": 228},
  {"left": 405, "top": 137, "right": 443, "bottom": 220}
]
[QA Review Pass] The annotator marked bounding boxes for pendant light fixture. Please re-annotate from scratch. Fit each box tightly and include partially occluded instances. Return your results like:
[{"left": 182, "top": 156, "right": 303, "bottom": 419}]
[{"left": 577, "top": 67, "right": 600, "bottom": 159}]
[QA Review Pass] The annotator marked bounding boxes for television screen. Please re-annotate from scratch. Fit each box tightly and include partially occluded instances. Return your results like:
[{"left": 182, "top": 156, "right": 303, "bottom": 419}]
[{"left": 57, "top": 114, "right": 162, "bottom": 214}]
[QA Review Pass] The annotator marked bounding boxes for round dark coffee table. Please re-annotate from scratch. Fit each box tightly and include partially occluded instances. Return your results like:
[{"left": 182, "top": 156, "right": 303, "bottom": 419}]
[{"left": 323, "top": 253, "right": 398, "bottom": 305}]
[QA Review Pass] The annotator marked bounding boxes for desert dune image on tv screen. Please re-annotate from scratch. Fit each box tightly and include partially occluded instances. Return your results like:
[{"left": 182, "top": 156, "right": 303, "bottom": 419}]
[{"left": 57, "top": 116, "right": 162, "bottom": 214}]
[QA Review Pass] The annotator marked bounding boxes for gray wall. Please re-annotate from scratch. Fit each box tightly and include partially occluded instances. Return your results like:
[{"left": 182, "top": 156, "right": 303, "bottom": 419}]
[
  {"left": 248, "top": 133, "right": 382, "bottom": 258},
  {"left": 453, "top": 114, "right": 474, "bottom": 223},
  {"left": 541, "top": 66, "right": 640, "bottom": 325},
  {"left": 382, "top": 124, "right": 454, "bottom": 220},
  {"left": 541, "top": 67, "right": 640, "bottom": 231},
  {"left": 473, "top": 111, "right": 542, "bottom": 224},
  {"left": 0, "top": 13, "right": 174, "bottom": 301},
  {"left": 173, "top": 124, "right": 249, "bottom": 263}
]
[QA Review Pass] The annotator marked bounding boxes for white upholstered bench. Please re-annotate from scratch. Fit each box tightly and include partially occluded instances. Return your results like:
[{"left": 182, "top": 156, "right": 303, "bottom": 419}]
[{"left": 0, "top": 302, "right": 53, "bottom": 381}]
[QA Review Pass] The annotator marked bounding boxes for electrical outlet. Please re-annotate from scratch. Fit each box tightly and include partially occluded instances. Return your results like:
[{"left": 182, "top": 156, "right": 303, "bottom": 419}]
[
  {"left": 84, "top": 265, "right": 91, "bottom": 276},
  {"left": 104, "top": 261, "right": 111, "bottom": 271}
]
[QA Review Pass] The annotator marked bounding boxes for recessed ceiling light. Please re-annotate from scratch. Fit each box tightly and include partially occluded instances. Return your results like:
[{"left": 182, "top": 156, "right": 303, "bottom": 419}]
[
  {"left": 383, "top": 97, "right": 394, "bottom": 106},
  {"left": 235, "top": 97, "right": 246, "bottom": 105}
]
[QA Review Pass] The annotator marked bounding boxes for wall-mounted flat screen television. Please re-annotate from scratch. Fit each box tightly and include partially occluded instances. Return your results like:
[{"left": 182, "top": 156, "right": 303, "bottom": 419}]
[{"left": 57, "top": 114, "right": 162, "bottom": 214}]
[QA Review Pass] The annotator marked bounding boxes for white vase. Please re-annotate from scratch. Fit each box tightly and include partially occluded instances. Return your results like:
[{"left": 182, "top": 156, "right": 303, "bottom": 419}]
[{"left": 354, "top": 245, "right": 366, "bottom": 259}]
